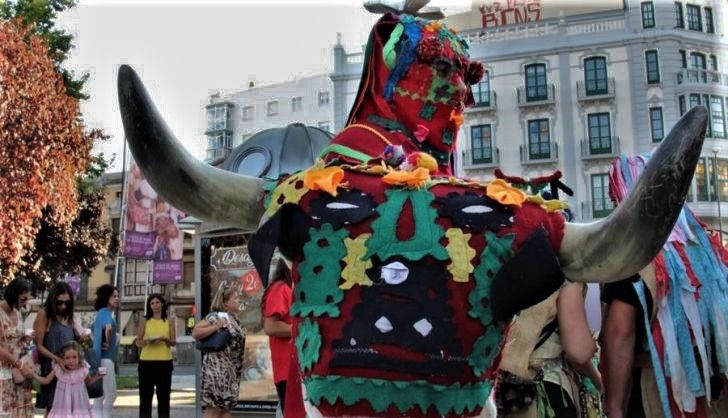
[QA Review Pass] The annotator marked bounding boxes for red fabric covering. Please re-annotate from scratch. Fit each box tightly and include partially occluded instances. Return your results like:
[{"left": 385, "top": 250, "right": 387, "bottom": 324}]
[
  {"left": 263, "top": 280, "right": 293, "bottom": 384},
  {"left": 287, "top": 171, "right": 565, "bottom": 417}
]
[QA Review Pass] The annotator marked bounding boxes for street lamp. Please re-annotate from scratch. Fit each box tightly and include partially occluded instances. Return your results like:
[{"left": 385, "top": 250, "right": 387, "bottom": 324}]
[{"left": 712, "top": 146, "right": 722, "bottom": 239}]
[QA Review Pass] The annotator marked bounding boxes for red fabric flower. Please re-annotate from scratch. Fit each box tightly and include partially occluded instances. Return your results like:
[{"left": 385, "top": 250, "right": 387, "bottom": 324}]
[
  {"left": 417, "top": 37, "right": 443, "bottom": 64},
  {"left": 466, "top": 61, "right": 485, "bottom": 85}
]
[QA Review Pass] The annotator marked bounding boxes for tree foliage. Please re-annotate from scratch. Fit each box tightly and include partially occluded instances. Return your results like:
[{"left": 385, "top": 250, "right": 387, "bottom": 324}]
[
  {"left": 0, "top": 19, "right": 101, "bottom": 282},
  {"left": 0, "top": 0, "right": 88, "bottom": 99}
]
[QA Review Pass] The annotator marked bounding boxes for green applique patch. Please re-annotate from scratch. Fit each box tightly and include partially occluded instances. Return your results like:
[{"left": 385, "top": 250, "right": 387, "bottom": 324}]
[
  {"left": 467, "top": 231, "right": 514, "bottom": 376},
  {"left": 442, "top": 129, "right": 454, "bottom": 145},
  {"left": 292, "top": 223, "right": 349, "bottom": 317},
  {"left": 445, "top": 228, "right": 476, "bottom": 283},
  {"left": 340, "top": 234, "right": 374, "bottom": 290},
  {"left": 419, "top": 102, "right": 436, "bottom": 121},
  {"left": 304, "top": 374, "right": 493, "bottom": 415},
  {"left": 365, "top": 188, "right": 448, "bottom": 262},
  {"left": 264, "top": 171, "right": 309, "bottom": 218},
  {"left": 296, "top": 319, "right": 322, "bottom": 372}
]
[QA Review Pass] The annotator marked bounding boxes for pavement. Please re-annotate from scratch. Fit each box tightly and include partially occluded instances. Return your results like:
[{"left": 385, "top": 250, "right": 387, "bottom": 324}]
[{"left": 32, "top": 362, "right": 276, "bottom": 418}]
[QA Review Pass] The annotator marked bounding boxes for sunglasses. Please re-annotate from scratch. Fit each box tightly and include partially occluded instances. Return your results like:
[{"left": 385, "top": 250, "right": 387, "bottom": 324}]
[{"left": 56, "top": 300, "right": 70, "bottom": 307}]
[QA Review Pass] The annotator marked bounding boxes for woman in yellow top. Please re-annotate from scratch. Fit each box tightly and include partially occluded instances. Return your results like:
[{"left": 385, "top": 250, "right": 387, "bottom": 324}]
[{"left": 135, "top": 293, "right": 176, "bottom": 418}]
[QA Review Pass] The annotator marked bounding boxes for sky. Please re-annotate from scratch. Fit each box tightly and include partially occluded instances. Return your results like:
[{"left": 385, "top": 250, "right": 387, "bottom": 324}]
[{"left": 58, "top": 0, "right": 469, "bottom": 171}]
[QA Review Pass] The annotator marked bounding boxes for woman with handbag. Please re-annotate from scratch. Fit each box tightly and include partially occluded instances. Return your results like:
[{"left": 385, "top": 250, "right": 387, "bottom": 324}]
[
  {"left": 192, "top": 282, "right": 245, "bottom": 418},
  {"left": 0, "top": 278, "right": 34, "bottom": 418},
  {"left": 136, "top": 293, "right": 175, "bottom": 418},
  {"left": 34, "top": 281, "right": 88, "bottom": 416}
]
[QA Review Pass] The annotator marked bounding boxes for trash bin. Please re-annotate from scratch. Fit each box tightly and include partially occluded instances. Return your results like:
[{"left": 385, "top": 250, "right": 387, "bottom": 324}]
[{"left": 175, "top": 336, "right": 195, "bottom": 365}]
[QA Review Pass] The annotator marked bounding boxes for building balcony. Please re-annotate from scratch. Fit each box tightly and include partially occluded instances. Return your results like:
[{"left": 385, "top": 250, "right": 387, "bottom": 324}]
[
  {"left": 580, "top": 136, "right": 620, "bottom": 160},
  {"left": 466, "top": 91, "right": 497, "bottom": 112},
  {"left": 461, "top": 147, "right": 500, "bottom": 169},
  {"left": 520, "top": 142, "right": 559, "bottom": 165},
  {"left": 206, "top": 147, "right": 231, "bottom": 161},
  {"left": 107, "top": 199, "right": 122, "bottom": 216},
  {"left": 576, "top": 78, "right": 616, "bottom": 101},
  {"left": 517, "top": 84, "right": 556, "bottom": 107},
  {"left": 676, "top": 69, "right": 728, "bottom": 90}
]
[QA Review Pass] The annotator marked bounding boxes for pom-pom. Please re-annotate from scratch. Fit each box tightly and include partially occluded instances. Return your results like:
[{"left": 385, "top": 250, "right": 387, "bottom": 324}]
[
  {"left": 466, "top": 61, "right": 485, "bottom": 85},
  {"left": 404, "top": 152, "right": 438, "bottom": 174},
  {"left": 382, "top": 144, "right": 406, "bottom": 167},
  {"left": 417, "top": 37, "right": 443, "bottom": 64}
]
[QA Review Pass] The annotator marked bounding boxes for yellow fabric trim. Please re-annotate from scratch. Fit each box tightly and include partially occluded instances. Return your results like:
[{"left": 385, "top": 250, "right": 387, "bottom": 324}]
[{"left": 343, "top": 123, "right": 393, "bottom": 146}]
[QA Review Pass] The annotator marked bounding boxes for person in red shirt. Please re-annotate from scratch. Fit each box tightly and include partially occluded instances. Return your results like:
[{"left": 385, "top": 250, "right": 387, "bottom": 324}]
[{"left": 262, "top": 259, "right": 293, "bottom": 412}]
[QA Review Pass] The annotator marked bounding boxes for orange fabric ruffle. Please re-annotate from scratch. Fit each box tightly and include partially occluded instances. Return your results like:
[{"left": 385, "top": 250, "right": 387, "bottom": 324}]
[
  {"left": 382, "top": 167, "right": 431, "bottom": 188},
  {"left": 486, "top": 179, "right": 527, "bottom": 207},
  {"left": 304, "top": 166, "right": 346, "bottom": 196}
]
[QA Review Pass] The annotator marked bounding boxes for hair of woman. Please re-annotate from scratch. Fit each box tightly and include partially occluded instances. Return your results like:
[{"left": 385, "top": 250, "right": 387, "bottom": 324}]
[
  {"left": 94, "top": 284, "right": 117, "bottom": 311},
  {"left": 57, "top": 340, "right": 85, "bottom": 363},
  {"left": 210, "top": 282, "right": 239, "bottom": 312},
  {"left": 144, "top": 293, "right": 168, "bottom": 321},
  {"left": 260, "top": 259, "right": 291, "bottom": 315},
  {"left": 44, "top": 281, "right": 75, "bottom": 322},
  {"left": 3, "top": 278, "right": 30, "bottom": 309}
]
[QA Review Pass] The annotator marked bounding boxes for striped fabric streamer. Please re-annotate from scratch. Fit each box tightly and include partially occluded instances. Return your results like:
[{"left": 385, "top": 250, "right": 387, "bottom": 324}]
[{"left": 609, "top": 154, "right": 728, "bottom": 416}]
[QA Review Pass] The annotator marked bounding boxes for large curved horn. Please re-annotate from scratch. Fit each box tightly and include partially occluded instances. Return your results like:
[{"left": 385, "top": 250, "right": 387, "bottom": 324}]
[
  {"left": 117, "top": 65, "right": 267, "bottom": 231},
  {"left": 560, "top": 106, "right": 708, "bottom": 282}
]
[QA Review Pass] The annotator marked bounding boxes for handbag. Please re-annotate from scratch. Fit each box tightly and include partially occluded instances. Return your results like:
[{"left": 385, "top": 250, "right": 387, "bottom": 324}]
[{"left": 196, "top": 328, "right": 232, "bottom": 353}]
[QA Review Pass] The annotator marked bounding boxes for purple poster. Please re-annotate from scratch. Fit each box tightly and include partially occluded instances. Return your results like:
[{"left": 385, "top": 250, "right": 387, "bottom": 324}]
[{"left": 123, "top": 160, "right": 186, "bottom": 284}]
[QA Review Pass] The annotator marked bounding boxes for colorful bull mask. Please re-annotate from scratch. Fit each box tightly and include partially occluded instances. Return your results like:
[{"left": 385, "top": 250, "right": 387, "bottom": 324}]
[{"left": 117, "top": 4, "right": 708, "bottom": 418}]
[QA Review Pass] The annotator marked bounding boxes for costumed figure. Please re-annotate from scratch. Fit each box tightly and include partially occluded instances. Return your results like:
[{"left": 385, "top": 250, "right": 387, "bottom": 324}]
[
  {"left": 495, "top": 172, "right": 603, "bottom": 418},
  {"left": 606, "top": 155, "right": 728, "bottom": 418},
  {"left": 116, "top": 2, "right": 709, "bottom": 417}
]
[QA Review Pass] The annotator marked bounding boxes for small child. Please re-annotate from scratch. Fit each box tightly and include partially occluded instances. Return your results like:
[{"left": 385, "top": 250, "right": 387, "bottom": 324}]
[{"left": 27, "top": 341, "right": 104, "bottom": 418}]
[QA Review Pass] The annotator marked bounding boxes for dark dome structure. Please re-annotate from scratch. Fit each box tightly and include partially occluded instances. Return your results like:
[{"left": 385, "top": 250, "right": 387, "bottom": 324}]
[{"left": 222, "top": 123, "right": 333, "bottom": 179}]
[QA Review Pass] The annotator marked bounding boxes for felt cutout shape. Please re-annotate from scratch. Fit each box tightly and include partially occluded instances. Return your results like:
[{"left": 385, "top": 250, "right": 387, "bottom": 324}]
[
  {"left": 527, "top": 194, "right": 570, "bottom": 213},
  {"left": 449, "top": 110, "right": 464, "bottom": 128},
  {"left": 490, "top": 228, "right": 565, "bottom": 321},
  {"left": 467, "top": 231, "right": 515, "bottom": 376},
  {"left": 340, "top": 233, "right": 374, "bottom": 290},
  {"left": 331, "top": 258, "right": 463, "bottom": 377},
  {"left": 445, "top": 228, "right": 476, "bottom": 283},
  {"left": 365, "top": 188, "right": 448, "bottom": 262},
  {"left": 413, "top": 125, "right": 429, "bottom": 143},
  {"left": 303, "top": 374, "right": 493, "bottom": 416},
  {"left": 382, "top": 166, "right": 431, "bottom": 188},
  {"left": 296, "top": 318, "right": 323, "bottom": 372},
  {"left": 418, "top": 102, "right": 437, "bottom": 121},
  {"left": 264, "top": 171, "right": 310, "bottom": 218},
  {"left": 309, "top": 189, "right": 377, "bottom": 229},
  {"left": 249, "top": 203, "right": 310, "bottom": 287},
  {"left": 486, "top": 179, "right": 527, "bottom": 207},
  {"left": 292, "top": 223, "right": 349, "bottom": 318},
  {"left": 304, "top": 165, "right": 347, "bottom": 196},
  {"left": 437, "top": 191, "right": 513, "bottom": 233}
]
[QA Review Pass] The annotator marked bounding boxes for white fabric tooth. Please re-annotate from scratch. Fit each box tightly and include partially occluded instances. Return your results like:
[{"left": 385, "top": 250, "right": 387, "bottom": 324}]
[
  {"left": 350, "top": 338, "right": 357, "bottom": 346},
  {"left": 375, "top": 316, "right": 393, "bottom": 333},
  {"left": 326, "top": 202, "right": 358, "bottom": 209},
  {"left": 381, "top": 261, "right": 409, "bottom": 285},
  {"left": 413, "top": 318, "right": 432, "bottom": 336}
]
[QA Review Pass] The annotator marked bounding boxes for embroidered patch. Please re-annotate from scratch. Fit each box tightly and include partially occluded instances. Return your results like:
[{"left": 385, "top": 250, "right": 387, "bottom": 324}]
[
  {"left": 296, "top": 318, "right": 323, "bottom": 372},
  {"left": 292, "top": 223, "right": 349, "bottom": 318},
  {"left": 304, "top": 374, "right": 493, "bottom": 415},
  {"left": 437, "top": 192, "right": 513, "bottom": 233},
  {"left": 445, "top": 228, "right": 476, "bottom": 283},
  {"left": 309, "top": 189, "right": 377, "bottom": 229},
  {"left": 340, "top": 234, "right": 374, "bottom": 290},
  {"left": 365, "top": 188, "right": 448, "bottom": 262}
]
